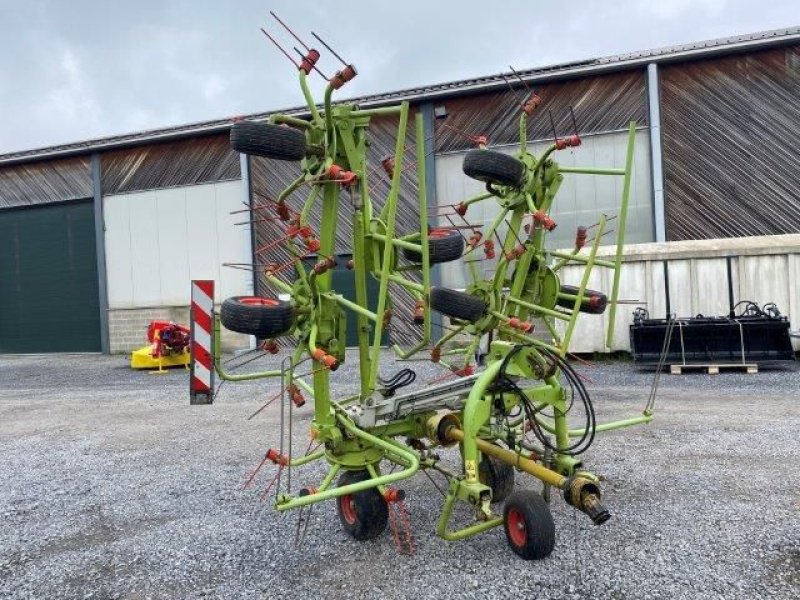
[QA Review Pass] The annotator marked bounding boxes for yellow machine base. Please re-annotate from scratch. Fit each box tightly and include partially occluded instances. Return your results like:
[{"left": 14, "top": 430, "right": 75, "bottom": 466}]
[{"left": 130, "top": 346, "right": 190, "bottom": 370}]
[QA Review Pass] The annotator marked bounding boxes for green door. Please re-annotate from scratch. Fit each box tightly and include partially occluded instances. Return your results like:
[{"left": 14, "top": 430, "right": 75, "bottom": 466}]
[
  {"left": 0, "top": 200, "right": 101, "bottom": 353},
  {"left": 302, "top": 254, "right": 388, "bottom": 348}
]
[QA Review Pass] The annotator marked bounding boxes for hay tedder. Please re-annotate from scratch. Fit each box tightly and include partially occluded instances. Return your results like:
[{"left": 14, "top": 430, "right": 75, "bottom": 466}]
[{"left": 210, "top": 15, "right": 656, "bottom": 560}]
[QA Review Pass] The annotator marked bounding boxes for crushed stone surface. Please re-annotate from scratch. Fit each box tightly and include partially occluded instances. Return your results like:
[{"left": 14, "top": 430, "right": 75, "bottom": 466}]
[{"left": 1, "top": 351, "right": 798, "bottom": 599}]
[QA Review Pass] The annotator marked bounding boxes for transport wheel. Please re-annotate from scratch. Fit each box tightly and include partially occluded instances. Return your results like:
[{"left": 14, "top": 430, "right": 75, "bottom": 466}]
[
  {"left": 229, "top": 121, "right": 307, "bottom": 160},
  {"left": 402, "top": 228, "right": 464, "bottom": 264},
  {"left": 556, "top": 284, "right": 608, "bottom": 315},
  {"left": 503, "top": 490, "right": 556, "bottom": 560},
  {"left": 220, "top": 296, "right": 295, "bottom": 338},
  {"left": 429, "top": 287, "right": 487, "bottom": 323},
  {"left": 479, "top": 452, "right": 515, "bottom": 503},
  {"left": 336, "top": 469, "right": 388, "bottom": 541},
  {"left": 462, "top": 149, "right": 525, "bottom": 187}
]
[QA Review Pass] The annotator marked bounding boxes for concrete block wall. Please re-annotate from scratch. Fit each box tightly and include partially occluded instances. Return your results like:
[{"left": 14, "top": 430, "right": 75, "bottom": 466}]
[{"left": 108, "top": 306, "right": 249, "bottom": 354}]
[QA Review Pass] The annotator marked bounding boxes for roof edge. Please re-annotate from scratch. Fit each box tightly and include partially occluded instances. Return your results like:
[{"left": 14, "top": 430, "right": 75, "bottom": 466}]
[{"left": 1, "top": 25, "right": 798, "bottom": 166}]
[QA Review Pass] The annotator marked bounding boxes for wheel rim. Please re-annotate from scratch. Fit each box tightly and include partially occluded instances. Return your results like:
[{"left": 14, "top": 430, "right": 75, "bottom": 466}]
[
  {"left": 239, "top": 297, "right": 279, "bottom": 306},
  {"left": 507, "top": 507, "right": 527, "bottom": 548},
  {"left": 429, "top": 228, "right": 454, "bottom": 239},
  {"left": 340, "top": 494, "right": 357, "bottom": 525}
]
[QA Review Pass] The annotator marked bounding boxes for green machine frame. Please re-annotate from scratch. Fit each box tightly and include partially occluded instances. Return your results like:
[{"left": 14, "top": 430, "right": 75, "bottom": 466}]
[{"left": 209, "top": 17, "right": 656, "bottom": 559}]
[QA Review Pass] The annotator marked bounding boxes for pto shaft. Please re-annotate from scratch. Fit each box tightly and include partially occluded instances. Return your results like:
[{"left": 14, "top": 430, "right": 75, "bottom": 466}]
[
  {"left": 446, "top": 426, "right": 566, "bottom": 488},
  {"left": 444, "top": 424, "right": 610, "bottom": 525}
]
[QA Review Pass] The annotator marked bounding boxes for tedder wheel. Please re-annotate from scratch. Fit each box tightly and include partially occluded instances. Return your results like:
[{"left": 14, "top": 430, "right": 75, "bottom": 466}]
[
  {"left": 462, "top": 149, "right": 525, "bottom": 187},
  {"left": 335, "top": 469, "right": 388, "bottom": 541},
  {"left": 220, "top": 296, "right": 295, "bottom": 338},
  {"left": 503, "top": 490, "right": 556, "bottom": 560},
  {"left": 556, "top": 284, "right": 608, "bottom": 315},
  {"left": 429, "top": 287, "right": 487, "bottom": 323},
  {"left": 230, "top": 121, "right": 307, "bottom": 160},
  {"left": 479, "top": 452, "right": 515, "bottom": 503},
  {"left": 402, "top": 228, "right": 464, "bottom": 264}
]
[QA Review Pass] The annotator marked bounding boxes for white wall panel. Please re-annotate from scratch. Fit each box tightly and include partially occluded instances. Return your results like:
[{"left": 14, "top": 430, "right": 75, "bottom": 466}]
[
  {"left": 127, "top": 190, "right": 162, "bottom": 306},
  {"left": 103, "top": 192, "right": 135, "bottom": 305},
  {"left": 104, "top": 180, "right": 250, "bottom": 308},
  {"left": 529, "top": 244, "right": 800, "bottom": 353},
  {"left": 155, "top": 187, "right": 190, "bottom": 303},
  {"left": 434, "top": 129, "right": 652, "bottom": 291}
]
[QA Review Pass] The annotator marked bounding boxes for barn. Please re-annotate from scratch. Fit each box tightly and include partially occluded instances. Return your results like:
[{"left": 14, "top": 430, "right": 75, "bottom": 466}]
[{"left": 0, "top": 27, "right": 797, "bottom": 354}]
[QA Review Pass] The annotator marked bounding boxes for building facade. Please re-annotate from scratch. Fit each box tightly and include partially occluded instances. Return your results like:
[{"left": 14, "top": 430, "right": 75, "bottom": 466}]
[{"left": 1, "top": 28, "right": 798, "bottom": 354}]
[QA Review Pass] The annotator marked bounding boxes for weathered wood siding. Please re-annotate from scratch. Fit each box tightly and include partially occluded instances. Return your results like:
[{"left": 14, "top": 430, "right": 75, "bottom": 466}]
[
  {"left": 101, "top": 134, "right": 239, "bottom": 194},
  {"left": 0, "top": 156, "right": 92, "bottom": 208},
  {"left": 661, "top": 46, "right": 800, "bottom": 240},
  {"left": 434, "top": 70, "right": 647, "bottom": 153}
]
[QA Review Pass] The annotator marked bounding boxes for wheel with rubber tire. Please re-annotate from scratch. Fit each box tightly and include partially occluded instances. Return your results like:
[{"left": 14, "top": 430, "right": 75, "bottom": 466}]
[
  {"left": 463, "top": 149, "right": 525, "bottom": 187},
  {"left": 220, "top": 296, "right": 294, "bottom": 338},
  {"left": 336, "top": 469, "right": 388, "bottom": 541},
  {"left": 556, "top": 284, "right": 608, "bottom": 315},
  {"left": 503, "top": 490, "right": 556, "bottom": 560},
  {"left": 402, "top": 228, "right": 464, "bottom": 264},
  {"left": 230, "top": 121, "right": 307, "bottom": 160},
  {"left": 479, "top": 452, "right": 515, "bottom": 503},
  {"left": 430, "top": 287, "right": 487, "bottom": 323}
]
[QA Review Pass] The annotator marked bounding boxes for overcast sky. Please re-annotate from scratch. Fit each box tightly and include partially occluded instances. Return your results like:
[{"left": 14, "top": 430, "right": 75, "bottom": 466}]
[{"left": 0, "top": 0, "right": 796, "bottom": 154}]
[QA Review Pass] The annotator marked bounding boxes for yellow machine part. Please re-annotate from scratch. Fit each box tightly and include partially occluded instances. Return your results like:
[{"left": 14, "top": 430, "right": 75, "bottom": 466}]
[{"left": 130, "top": 345, "right": 190, "bottom": 370}]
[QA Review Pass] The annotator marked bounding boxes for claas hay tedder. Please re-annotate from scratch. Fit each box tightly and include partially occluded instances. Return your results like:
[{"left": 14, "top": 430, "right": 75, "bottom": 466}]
[{"left": 211, "top": 14, "right": 658, "bottom": 560}]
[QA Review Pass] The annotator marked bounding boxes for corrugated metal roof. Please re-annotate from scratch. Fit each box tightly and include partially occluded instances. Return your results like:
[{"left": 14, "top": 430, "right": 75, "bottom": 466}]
[{"left": 1, "top": 26, "right": 798, "bottom": 166}]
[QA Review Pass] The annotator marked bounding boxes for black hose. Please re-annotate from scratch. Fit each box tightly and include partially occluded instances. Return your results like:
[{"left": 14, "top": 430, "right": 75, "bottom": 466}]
[
  {"left": 378, "top": 368, "right": 416, "bottom": 396},
  {"left": 491, "top": 345, "right": 596, "bottom": 457}
]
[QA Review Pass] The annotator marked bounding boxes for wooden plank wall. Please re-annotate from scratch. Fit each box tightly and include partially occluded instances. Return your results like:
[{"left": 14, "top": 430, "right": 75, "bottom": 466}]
[
  {"left": 101, "top": 134, "right": 239, "bottom": 194},
  {"left": 661, "top": 46, "right": 800, "bottom": 240},
  {"left": 0, "top": 156, "right": 92, "bottom": 208},
  {"left": 434, "top": 70, "right": 648, "bottom": 153}
]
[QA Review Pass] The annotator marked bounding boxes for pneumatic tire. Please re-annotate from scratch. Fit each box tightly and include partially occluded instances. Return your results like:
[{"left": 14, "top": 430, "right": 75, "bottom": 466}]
[
  {"left": 503, "top": 490, "right": 556, "bottom": 560},
  {"left": 402, "top": 228, "right": 464, "bottom": 264},
  {"left": 230, "top": 121, "right": 307, "bottom": 160},
  {"left": 463, "top": 149, "right": 525, "bottom": 187},
  {"left": 220, "top": 296, "right": 295, "bottom": 338},
  {"left": 479, "top": 452, "right": 515, "bottom": 503},
  {"left": 335, "top": 469, "right": 388, "bottom": 541},
  {"left": 556, "top": 284, "right": 608, "bottom": 315},
  {"left": 429, "top": 287, "right": 487, "bottom": 323}
]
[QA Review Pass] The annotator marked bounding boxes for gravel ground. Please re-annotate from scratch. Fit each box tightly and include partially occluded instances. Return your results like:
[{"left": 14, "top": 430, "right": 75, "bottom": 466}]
[{"left": 1, "top": 351, "right": 798, "bottom": 599}]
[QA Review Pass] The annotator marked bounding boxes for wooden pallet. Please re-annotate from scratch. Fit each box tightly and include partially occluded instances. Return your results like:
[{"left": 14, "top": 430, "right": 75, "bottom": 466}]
[{"left": 669, "top": 363, "right": 758, "bottom": 375}]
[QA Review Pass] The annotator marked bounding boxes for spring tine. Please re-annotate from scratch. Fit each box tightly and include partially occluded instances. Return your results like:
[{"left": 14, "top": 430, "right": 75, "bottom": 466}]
[
  {"left": 270, "top": 11, "right": 310, "bottom": 51},
  {"left": 260, "top": 28, "right": 299, "bottom": 68},
  {"left": 508, "top": 65, "right": 531, "bottom": 90},
  {"left": 294, "top": 504, "right": 313, "bottom": 548},
  {"left": 499, "top": 72, "right": 525, "bottom": 103},
  {"left": 241, "top": 453, "right": 271, "bottom": 489},
  {"left": 292, "top": 46, "right": 330, "bottom": 80},
  {"left": 505, "top": 218, "right": 525, "bottom": 246},
  {"left": 548, "top": 110, "right": 558, "bottom": 141},
  {"left": 311, "top": 31, "right": 348, "bottom": 66},
  {"left": 570, "top": 106, "right": 579, "bottom": 134}
]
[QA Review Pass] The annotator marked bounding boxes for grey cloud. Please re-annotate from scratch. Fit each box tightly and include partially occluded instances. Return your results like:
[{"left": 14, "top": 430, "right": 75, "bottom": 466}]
[{"left": 0, "top": 0, "right": 797, "bottom": 153}]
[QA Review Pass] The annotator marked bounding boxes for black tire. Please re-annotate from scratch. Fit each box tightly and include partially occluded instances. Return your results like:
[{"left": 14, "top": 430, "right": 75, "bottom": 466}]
[
  {"left": 556, "top": 284, "right": 608, "bottom": 315},
  {"left": 463, "top": 149, "right": 525, "bottom": 187},
  {"left": 430, "top": 287, "right": 487, "bottom": 323},
  {"left": 503, "top": 490, "right": 556, "bottom": 560},
  {"left": 220, "top": 296, "right": 294, "bottom": 338},
  {"left": 402, "top": 228, "right": 464, "bottom": 264},
  {"left": 230, "top": 121, "right": 307, "bottom": 160},
  {"left": 479, "top": 452, "right": 515, "bottom": 503},
  {"left": 335, "top": 470, "right": 388, "bottom": 541}
]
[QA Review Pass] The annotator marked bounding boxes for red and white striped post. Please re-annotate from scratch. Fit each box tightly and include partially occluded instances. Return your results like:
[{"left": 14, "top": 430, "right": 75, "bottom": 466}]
[{"left": 190, "top": 280, "right": 215, "bottom": 405}]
